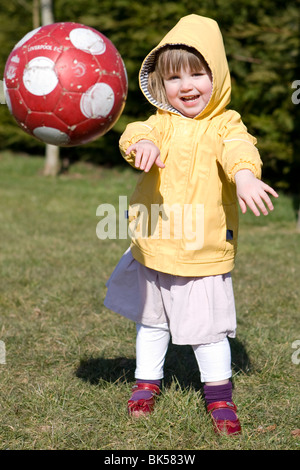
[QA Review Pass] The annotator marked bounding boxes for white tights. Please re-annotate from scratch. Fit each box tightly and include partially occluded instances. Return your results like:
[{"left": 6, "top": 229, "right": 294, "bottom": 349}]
[{"left": 135, "top": 323, "right": 232, "bottom": 383}]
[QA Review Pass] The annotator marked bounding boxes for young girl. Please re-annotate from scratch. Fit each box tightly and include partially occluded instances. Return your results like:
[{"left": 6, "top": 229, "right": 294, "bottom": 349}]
[{"left": 104, "top": 14, "right": 278, "bottom": 435}]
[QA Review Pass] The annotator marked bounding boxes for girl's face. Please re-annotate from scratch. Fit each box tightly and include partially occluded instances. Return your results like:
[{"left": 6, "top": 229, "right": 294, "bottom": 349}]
[{"left": 163, "top": 66, "right": 212, "bottom": 118}]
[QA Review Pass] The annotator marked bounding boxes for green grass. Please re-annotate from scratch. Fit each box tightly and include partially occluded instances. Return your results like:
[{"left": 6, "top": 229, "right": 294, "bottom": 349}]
[{"left": 0, "top": 150, "right": 299, "bottom": 450}]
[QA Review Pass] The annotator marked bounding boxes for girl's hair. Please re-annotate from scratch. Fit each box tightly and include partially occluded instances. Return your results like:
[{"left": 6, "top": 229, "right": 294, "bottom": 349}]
[{"left": 147, "top": 45, "right": 211, "bottom": 105}]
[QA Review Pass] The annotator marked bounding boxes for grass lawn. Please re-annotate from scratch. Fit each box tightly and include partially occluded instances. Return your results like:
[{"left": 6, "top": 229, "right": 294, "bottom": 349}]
[{"left": 0, "top": 150, "right": 299, "bottom": 450}]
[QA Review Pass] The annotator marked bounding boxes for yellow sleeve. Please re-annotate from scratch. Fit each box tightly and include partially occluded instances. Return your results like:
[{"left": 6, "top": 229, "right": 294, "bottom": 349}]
[
  {"left": 119, "top": 112, "right": 164, "bottom": 168},
  {"left": 216, "top": 110, "right": 262, "bottom": 183}
]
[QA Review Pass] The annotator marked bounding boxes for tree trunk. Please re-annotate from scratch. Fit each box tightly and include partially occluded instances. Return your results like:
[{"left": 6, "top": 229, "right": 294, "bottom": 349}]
[
  {"left": 44, "top": 144, "right": 61, "bottom": 176},
  {"left": 41, "top": 0, "right": 54, "bottom": 25},
  {"left": 32, "top": 0, "right": 40, "bottom": 29},
  {"left": 40, "top": 0, "right": 61, "bottom": 176}
]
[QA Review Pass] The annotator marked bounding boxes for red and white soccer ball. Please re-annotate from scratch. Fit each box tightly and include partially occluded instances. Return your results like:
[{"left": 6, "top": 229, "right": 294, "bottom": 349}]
[{"left": 4, "top": 22, "right": 128, "bottom": 146}]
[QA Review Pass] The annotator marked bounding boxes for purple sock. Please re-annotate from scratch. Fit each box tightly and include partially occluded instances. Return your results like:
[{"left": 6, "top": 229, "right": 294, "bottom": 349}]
[
  {"left": 130, "top": 379, "right": 161, "bottom": 401},
  {"left": 204, "top": 382, "right": 237, "bottom": 421}
]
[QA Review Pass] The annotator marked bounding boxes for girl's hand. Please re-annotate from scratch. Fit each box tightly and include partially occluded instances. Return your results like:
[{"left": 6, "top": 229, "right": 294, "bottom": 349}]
[
  {"left": 126, "top": 140, "right": 165, "bottom": 172},
  {"left": 235, "top": 169, "right": 278, "bottom": 216}
]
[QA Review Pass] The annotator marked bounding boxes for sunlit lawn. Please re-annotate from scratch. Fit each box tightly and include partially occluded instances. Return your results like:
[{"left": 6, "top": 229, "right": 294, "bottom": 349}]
[{"left": 0, "top": 150, "right": 299, "bottom": 450}]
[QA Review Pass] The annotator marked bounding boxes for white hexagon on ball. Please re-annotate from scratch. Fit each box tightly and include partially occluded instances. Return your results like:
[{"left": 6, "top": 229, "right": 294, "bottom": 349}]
[
  {"left": 33, "top": 126, "right": 70, "bottom": 145},
  {"left": 23, "top": 56, "right": 58, "bottom": 96},
  {"left": 80, "top": 83, "right": 114, "bottom": 119},
  {"left": 69, "top": 28, "right": 106, "bottom": 55}
]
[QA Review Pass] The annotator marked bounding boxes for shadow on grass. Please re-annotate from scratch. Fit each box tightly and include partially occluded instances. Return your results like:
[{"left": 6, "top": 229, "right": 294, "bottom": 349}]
[
  {"left": 75, "top": 337, "right": 251, "bottom": 391},
  {"left": 76, "top": 356, "right": 136, "bottom": 385}
]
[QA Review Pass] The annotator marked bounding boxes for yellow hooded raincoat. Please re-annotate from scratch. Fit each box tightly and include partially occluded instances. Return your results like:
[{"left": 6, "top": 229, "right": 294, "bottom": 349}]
[{"left": 119, "top": 15, "right": 262, "bottom": 277}]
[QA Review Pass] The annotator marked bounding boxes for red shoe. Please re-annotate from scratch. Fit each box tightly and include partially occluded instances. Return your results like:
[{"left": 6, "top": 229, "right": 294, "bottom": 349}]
[
  {"left": 127, "top": 382, "right": 160, "bottom": 417},
  {"left": 207, "top": 401, "right": 242, "bottom": 435}
]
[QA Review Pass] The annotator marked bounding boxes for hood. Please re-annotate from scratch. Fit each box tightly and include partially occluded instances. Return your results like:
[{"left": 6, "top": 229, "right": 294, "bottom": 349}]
[{"left": 139, "top": 14, "right": 231, "bottom": 120}]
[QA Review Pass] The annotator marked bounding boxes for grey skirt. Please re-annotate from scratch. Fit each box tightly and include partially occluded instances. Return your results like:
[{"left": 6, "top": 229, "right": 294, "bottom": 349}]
[{"left": 104, "top": 248, "right": 236, "bottom": 345}]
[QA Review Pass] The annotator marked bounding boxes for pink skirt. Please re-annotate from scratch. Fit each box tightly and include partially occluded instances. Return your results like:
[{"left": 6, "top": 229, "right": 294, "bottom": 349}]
[{"left": 104, "top": 248, "right": 236, "bottom": 345}]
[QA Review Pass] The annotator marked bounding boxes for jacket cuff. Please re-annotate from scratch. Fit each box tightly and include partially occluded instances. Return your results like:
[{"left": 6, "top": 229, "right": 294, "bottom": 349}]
[{"left": 228, "top": 160, "right": 262, "bottom": 182}]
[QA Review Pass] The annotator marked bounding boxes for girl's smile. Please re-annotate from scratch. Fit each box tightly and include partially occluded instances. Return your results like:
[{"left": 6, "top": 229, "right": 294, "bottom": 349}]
[{"left": 163, "top": 68, "right": 212, "bottom": 118}]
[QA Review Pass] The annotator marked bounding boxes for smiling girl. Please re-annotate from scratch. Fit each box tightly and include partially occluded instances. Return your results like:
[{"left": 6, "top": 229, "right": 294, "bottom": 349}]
[{"left": 104, "top": 15, "right": 278, "bottom": 435}]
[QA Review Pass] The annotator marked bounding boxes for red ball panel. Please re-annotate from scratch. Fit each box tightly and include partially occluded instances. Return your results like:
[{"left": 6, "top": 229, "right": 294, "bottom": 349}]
[
  {"left": 69, "top": 118, "right": 109, "bottom": 146},
  {"left": 6, "top": 88, "right": 28, "bottom": 123},
  {"left": 25, "top": 111, "right": 69, "bottom": 133},
  {"left": 55, "top": 48, "right": 101, "bottom": 93},
  {"left": 53, "top": 92, "right": 83, "bottom": 126},
  {"left": 19, "top": 83, "right": 62, "bottom": 113}
]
